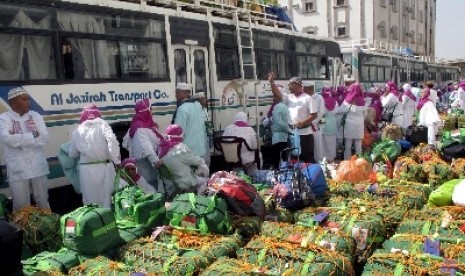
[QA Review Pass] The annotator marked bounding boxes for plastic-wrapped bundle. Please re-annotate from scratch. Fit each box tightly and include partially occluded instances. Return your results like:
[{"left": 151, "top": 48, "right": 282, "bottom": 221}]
[
  {"left": 404, "top": 206, "right": 465, "bottom": 221},
  {"left": 260, "top": 221, "right": 355, "bottom": 261},
  {"left": 152, "top": 228, "right": 240, "bottom": 263},
  {"left": 119, "top": 237, "right": 208, "bottom": 275},
  {"left": 237, "top": 236, "right": 353, "bottom": 275},
  {"left": 295, "top": 207, "right": 386, "bottom": 263},
  {"left": 10, "top": 206, "right": 62, "bottom": 255},
  {"left": 22, "top": 249, "right": 79, "bottom": 276},
  {"left": 68, "top": 256, "right": 132, "bottom": 276},
  {"left": 396, "top": 220, "right": 465, "bottom": 244},
  {"left": 201, "top": 257, "right": 263, "bottom": 276},
  {"left": 362, "top": 252, "right": 465, "bottom": 275},
  {"left": 458, "top": 114, "right": 465, "bottom": 128}
]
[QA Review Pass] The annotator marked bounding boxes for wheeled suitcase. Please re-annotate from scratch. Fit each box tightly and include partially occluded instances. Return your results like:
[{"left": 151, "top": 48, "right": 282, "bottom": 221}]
[
  {"left": 0, "top": 221, "right": 23, "bottom": 275},
  {"left": 406, "top": 125, "right": 428, "bottom": 146}
]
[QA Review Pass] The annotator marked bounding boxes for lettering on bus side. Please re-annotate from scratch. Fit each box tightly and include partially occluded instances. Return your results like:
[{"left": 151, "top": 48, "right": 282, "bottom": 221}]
[{"left": 50, "top": 90, "right": 168, "bottom": 105}]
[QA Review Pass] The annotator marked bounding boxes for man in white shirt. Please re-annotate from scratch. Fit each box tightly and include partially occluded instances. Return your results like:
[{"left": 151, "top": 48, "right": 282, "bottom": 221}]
[
  {"left": 303, "top": 81, "right": 325, "bottom": 162},
  {"left": 0, "top": 87, "right": 50, "bottom": 211},
  {"left": 269, "top": 73, "right": 318, "bottom": 163}
]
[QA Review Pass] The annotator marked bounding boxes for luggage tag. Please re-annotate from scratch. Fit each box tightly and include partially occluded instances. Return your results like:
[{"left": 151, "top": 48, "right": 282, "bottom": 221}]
[
  {"left": 423, "top": 238, "right": 440, "bottom": 256},
  {"left": 440, "top": 258, "right": 457, "bottom": 276}
]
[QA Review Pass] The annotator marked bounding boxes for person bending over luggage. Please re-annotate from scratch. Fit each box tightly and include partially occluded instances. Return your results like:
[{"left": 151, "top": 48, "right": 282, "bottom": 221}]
[
  {"left": 157, "top": 124, "right": 209, "bottom": 200},
  {"left": 118, "top": 158, "right": 156, "bottom": 194}
]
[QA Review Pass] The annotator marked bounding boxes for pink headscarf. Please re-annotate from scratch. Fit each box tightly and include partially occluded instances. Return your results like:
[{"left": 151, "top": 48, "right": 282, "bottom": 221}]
[
  {"left": 79, "top": 104, "right": 102, "bottom": 123},
  {"left": 335, "top": 85, "right": 347, "bottom": 105},
  {"left": 417, "top": 88, "right": 431, "bottom": 110},
  {"left": 158, "top": 124, "right": 184, "bottom": 159},
  {"left": 386, "top": 81, "right": 401, "bottom": 100},
  {"left": 322, "top": 90, "right": 337, "bottom": 111},
  {"left": 121, "top": 158, "right": 141, "bottom": 182},
  {"left": 344, "top": 83, "right": 366, "bottom": 106},
  {"left": 370, "top": 93, "right": 383, "bottom": 122},
  {"left": 129, "top": 98, "right": 160, "bottom": 138},
  {"left": 234, "top": 112, "right": 249, "bottom": 127}
]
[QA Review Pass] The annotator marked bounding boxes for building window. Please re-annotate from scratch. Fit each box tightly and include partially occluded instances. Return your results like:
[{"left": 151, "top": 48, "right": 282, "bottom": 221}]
[
  {"left": 410, "top": 31, "right": 415, "bottom": 43},
  {"left": 392, "top": 0, "right": 399, "bottom": 12},
  {"left": 402, "top": 30, "right": 408, "bottom": 42},
  {"left": 410, "top": 0, "right": 415, "bottom": 19},
  {"left": 380, "top": 0, "right": 387, "bottom": 7},
  {"left": 303, "top": 0, "right": 316, "bottom": 13},
  {"left": 391, "top": 25, "right": 398, "bottom": 40},
  {"left": 378, "top": 21, "right": 387, "bottom": 38},
  {"left": 336, "top": 26, "right": 346, "bottom": 37},
  {"left": 419, "top": 11, "right": 423, "bottom": 22},
  {"left": 418, "top": 33, "right": 423, "bottom": 44},
  {"left": 336, "top": 0, "right": 346, "bottom": 6}
]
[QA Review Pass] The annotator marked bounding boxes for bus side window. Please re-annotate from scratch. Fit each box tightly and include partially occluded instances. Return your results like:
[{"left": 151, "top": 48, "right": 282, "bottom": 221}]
[{"left": 62, "top": 40, "right": 74, "bottom": 79}]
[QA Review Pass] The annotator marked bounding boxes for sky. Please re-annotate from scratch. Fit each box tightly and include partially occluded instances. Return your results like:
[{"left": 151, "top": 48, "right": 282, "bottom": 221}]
[{"left": 436, "top": 1, "right": 465, "bottom": 60}]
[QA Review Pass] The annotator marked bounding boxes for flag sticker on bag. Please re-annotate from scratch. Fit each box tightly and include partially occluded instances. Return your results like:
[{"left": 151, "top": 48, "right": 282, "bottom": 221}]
[
  {"left": 66, "top": 219, "right": 76, "bottom": 235},
  {"left": 181, "top": 216, "right": 197, "bottom": 228}
]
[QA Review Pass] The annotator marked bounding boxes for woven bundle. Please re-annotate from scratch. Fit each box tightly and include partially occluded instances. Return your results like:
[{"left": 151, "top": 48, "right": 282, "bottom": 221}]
[
  {"left": 264, "top": 206, "right": 295, "bottom": 223},
  {"left": 295, "top": 207, "right": 386, "bottom": 263},
  {"left": 451, "top": 158, "right": 465, "bottom": 179},
  {"left": 443, "top": 115, "right": 458, "bottom": 131},
  {"left": 393, "top": 156, "right": 419, "bottom": 179},
  {"left": 119, "top": 237, "right": 208, "bottom": 275},
  {"left": 362, "top": 252, "right": 465, "bottom": 275},
  {"left": 396, "top": 220, "right": 465, "bottom": 244},
  {"left": 200, "top": 257, "right": 262, "bottom": 276},
  {"left": 68, "top": 256, "right": 132, "bottom": 276},
  {"left": 237, "top": 236, "right": 353, "bottom": 275},
  {"left": 261, "top": 221, "right": 355, "bottom": 261},
  {"left": 231, "top": 215, "right": 262, "bottom": 242},
  {"left": 10, "top": 206, "right": 62, "bottom": 254},
  {"left": 422, "top": 162, "right": 453, "bottom": 189},
  {"left": 404, "top": 206, "right": 465, "bottom": 221},
  {"left": 153, "top": 228, "right": 240, "bottom": 262},
  {"left": 458, "top": 114, "right": 465, "bottom": 128}
]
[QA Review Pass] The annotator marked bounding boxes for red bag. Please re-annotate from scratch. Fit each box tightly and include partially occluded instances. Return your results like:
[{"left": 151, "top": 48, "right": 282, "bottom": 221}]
[{"left": 217, "top": 181, "right": 265, "bottom": 218}]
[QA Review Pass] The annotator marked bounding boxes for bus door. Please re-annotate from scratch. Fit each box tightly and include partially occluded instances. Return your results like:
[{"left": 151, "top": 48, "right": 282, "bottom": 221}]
[{"left": 173, "top": 45, "right": 210, "bottom": 96}]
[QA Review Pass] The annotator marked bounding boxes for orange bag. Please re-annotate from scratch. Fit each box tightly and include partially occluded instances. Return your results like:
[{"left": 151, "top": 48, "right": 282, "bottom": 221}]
[
  {"left": 362, "top": 127, "right": 373, "bottom": 148},
  {"left": 334, "top": 156, "right": 373, "bottom": 184}
]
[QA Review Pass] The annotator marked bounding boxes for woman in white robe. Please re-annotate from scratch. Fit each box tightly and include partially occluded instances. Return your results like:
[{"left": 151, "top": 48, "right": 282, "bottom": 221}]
[
  {"left": 337, "top": 83, "right": 368, "bottom": 160},
  {"left": 417, "top": 88, "right": 441, "bottom": 147},
  {"left": 401, "top": 83, "right": 417, "bottom": 131},
  {"left": 321, "top": 89, "right": 338, "bottom": 162},
  {"left": 381, "top": 81, "right": 403, "bottom": 128},
  {"left": 451, "top": 84, "right": 465, "bottom": 112},
  {"left": 69, "top": 105, "right": 121, "bottom": 208}
]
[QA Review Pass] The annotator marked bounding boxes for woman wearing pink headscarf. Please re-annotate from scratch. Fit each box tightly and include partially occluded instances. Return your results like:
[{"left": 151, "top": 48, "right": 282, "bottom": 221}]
[
  {"left": 118, "top": 158, "right": 156, "bottom": 194},
  {"left": 156, "top": 124, "right": 209, "bottom": 199},
  {"left": 69, "top": 104, "right": 121, "bottom": 208},
  {"left": 401, "top": 83, "right": 417, "bottom": 131},
  {"left": 417, "top": 88, "right": 441, "bottom": 147},
  {"left": 321, "top": 89, "right": 338, "bottom": 162},
  {"left": 451, "top": 82, "right": 465, "bottom": 112},
  {"left": 337, "top": 83, "right": 368, "bottom": 160},
  {"left": 123, "top": 98, "right": 162, "bottom": 190},
  {"left": 381, "top": 81, "right": 403, "bottom": 127}
]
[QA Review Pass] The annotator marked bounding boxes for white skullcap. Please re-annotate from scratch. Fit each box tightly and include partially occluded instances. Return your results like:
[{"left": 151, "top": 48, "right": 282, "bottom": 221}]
[
  {"left": 302, "top": 81, "right": 313, "bottom": 87},
  {"left": 234, "top": 111, "right": 248, "bottom": 122},
  {"left": 8, "top": 87, "right": 28, "bottom": 100},
  {"left": 402, "top": 83, "right": 411, "bottom": 92},
  {"left": 176, "top": 82, "right": 191, "bottom": 91},
  {"left": 193, "top": 92, "right": 205, "bottom": 99}
]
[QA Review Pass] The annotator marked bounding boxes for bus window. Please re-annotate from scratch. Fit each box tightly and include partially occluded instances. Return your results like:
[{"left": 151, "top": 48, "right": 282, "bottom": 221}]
[
  {"left": 193, "top": 49, "right": 207, "bottom": 94},
  {"left": 276, "top": 53, "right": 293, "bottom": 79},
  {"left": 174, "top": 49, "right": 187, "bottom": 84},
  {"left": 257, "top": 51, "right": 273, "bottom": 79},
  {"left": 320, "top": 57, "right": 328, "bottom": 79},
  {"left": 378, "top": 67, "right": 384, "bottom": 82},
  {"left": 369, "top": 66, "right": 377, "bottom": 82},
  {"left": 361, "top": 66, "right": 369, "bottom": 82},
  {"left": 216, "top": 48, "right": 240, "bottom": 80},
  {"left": 385, "top": 67, "right": 391, "bottom": 81},
  {"left": 0, "top": 34, "right": 56, "bottom": 81}
]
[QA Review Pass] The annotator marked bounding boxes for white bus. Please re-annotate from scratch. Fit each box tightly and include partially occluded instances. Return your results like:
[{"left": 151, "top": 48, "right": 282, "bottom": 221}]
[
  {"left": 341, "top": 40, "right": 460, "bottom": 91},
  {"left": 0, "top": 0, "right": 344, "bottom": 192}
]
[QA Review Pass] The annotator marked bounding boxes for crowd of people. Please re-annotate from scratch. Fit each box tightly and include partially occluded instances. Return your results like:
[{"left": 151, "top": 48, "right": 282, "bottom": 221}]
[{"left": 1, "top": 78, "right": 464, "bottom": 211}]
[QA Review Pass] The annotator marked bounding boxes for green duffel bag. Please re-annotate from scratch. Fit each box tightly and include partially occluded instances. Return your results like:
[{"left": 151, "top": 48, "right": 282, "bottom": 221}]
[
  {"left": 116, "top": 220, "right": 148, "bottom": 243},
  {"left": 22, "top": 248, "right": 80, "bottom": 275},
  {"left": 166, "top": 193, "right": 232, "bottom": 235},
  {"left": 61, "top": 205, "right": 121, "bottom": 255},
  {"left": 371, "top": 139, "right": 402, "bottom": 163},
  {"left": 113, "top": 185, "right": 165, "bottom": 228},
  {"left": 68, "top": 256, "right": 132, "bottom": 276}
]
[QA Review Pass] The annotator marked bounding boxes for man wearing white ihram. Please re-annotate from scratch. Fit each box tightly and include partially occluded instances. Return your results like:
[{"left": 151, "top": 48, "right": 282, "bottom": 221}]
[{"left": 0, "top": 87, "right": 51, "bottom": 211}]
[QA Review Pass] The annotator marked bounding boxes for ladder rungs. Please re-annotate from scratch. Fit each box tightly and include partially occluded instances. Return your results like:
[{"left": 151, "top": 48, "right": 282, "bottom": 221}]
[{"left": 240, "top": 46, "right": 253, "bottom": 49}]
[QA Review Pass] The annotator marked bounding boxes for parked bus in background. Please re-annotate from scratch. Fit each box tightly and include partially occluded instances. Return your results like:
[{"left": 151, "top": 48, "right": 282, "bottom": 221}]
[
  {"left": 341, "top": 40, "right": 460, "bottom": 90},
  {"left": 0, "top": 0, "right": 344, "bottom": 192}
]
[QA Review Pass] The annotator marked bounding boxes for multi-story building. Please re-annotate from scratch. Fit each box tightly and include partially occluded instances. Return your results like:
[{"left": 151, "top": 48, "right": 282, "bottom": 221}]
[{"left": 281, "top": 0, "right": 436, "bottom": 56}]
